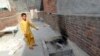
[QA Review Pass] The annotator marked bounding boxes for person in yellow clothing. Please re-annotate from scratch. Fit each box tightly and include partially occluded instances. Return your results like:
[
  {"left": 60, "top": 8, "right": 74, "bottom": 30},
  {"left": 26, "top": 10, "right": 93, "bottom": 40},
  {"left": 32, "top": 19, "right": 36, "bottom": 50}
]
[{"left": 20, "top": 13, "right": 38, "bottom": 49}]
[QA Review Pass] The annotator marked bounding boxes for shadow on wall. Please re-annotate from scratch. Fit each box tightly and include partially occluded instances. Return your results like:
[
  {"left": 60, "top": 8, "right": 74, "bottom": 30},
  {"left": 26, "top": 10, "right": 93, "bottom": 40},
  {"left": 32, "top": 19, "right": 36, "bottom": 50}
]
[{"left": 57, "top": 15, "right": 69, "bottom": 44}]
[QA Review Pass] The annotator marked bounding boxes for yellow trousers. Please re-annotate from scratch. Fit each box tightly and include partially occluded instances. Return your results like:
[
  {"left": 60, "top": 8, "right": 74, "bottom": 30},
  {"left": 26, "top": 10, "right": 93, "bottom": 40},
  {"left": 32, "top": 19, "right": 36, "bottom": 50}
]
[{"left": 24, "top": 33, "right": 35, "bottom": 47}]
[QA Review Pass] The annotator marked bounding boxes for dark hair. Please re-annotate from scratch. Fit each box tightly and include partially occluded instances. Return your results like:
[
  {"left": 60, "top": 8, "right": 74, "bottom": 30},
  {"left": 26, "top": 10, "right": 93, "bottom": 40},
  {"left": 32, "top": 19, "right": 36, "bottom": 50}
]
[{"left": 21, "top": 13, "right": 26, "bottom": 17}]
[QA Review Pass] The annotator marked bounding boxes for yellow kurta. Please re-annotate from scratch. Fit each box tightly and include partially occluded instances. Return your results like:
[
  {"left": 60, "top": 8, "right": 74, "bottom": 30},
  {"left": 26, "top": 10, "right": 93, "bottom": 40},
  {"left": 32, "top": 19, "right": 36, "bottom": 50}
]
[{"left": 20, "top": 19, "right": 37, "bottom": 47}]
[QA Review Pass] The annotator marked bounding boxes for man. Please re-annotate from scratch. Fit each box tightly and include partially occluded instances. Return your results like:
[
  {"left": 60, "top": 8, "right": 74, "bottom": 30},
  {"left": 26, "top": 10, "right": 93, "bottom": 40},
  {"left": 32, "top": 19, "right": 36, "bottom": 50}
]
[{"left": 20, "top": 13, "right": 38, "bottom": 49}]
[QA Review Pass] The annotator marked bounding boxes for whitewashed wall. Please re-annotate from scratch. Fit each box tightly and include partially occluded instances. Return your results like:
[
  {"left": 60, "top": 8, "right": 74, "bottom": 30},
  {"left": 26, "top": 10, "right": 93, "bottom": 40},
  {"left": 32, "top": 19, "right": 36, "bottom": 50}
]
[{"left": 0, "top": 0, "right": 11, "bottom": 11}]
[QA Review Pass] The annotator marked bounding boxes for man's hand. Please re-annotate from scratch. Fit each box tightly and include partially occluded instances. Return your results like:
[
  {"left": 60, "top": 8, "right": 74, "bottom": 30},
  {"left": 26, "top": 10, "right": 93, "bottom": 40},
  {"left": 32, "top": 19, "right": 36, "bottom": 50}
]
[
  {"left": 36, "top": 27, "right": 39, "bottom": 30},
  {"left": 24, "top": 33, "right": 27, "bottom": 37},
  {"left": 36, "top": 28, "right": 39, "bottom": 30}
]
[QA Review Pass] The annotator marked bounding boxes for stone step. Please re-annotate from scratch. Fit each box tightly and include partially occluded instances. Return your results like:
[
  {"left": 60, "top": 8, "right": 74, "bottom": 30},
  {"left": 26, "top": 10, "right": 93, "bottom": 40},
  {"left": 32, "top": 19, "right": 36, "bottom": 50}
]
[{"left": 49, "top": 49, "right": 74, "bottom": 56}]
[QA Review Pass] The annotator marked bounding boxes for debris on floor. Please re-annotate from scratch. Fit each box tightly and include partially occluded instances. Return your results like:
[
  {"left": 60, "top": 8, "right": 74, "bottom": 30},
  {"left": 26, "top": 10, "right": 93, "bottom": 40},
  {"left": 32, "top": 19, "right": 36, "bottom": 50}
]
[{"left": 44, "top": 36, "right": 75, "bottom": 56}]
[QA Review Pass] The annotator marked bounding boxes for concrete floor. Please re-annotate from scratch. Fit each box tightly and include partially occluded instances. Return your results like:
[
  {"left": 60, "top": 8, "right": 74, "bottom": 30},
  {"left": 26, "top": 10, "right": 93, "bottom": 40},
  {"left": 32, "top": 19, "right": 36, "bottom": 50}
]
[{"left": 0, "top": 21, "right": 89, "bottom": 56}]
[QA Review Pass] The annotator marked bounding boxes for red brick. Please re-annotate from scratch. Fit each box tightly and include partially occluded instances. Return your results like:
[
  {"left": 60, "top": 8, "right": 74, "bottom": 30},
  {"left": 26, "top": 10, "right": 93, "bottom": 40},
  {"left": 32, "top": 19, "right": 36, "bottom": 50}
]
[{"left": 43, "top": 0, "right": 57, "bottom": 13}]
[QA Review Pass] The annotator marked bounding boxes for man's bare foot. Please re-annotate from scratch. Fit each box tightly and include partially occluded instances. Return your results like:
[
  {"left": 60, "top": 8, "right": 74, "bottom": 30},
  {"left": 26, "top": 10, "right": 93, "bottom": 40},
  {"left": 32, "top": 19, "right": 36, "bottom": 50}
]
[
  {"left": 32, "top": 44, "right": 38, "bottom": 46},
  {"left": 29, "top": 47, "right": 34, "bottom": 50}
]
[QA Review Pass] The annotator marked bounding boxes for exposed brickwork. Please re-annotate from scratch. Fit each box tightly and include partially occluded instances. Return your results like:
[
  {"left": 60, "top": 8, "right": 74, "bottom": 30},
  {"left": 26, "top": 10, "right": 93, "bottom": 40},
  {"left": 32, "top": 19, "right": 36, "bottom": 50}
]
[
  {"left": 43, "top": 0, "right": 57, "bottom": 13},
  {"left": 39, "top": 12, "right": 100, "bottom": 56},
  {"left": 0, "top": 14, "right": 18, "bottom": 30},
  {"left": 66, "top": 16, "right": 100, "bottom": 56},
  {"left": 0, "top": 9, "right": 16, "bottom": 18},
  {"left": 0, "top": 7, "right": 17, "bottom": 30}
]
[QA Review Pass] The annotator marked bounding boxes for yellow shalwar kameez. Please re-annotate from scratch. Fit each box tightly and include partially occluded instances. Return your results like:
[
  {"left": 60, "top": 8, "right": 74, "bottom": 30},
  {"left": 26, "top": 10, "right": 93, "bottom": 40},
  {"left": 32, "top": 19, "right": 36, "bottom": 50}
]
[{"left": 20, "top": 19, "right": 37, "bottom": 47}]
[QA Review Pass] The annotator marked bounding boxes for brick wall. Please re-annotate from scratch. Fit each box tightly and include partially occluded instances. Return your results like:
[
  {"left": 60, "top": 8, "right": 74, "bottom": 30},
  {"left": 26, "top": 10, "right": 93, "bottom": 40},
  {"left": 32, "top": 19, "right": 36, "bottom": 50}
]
[
  {"left": 0, "top": 15, "right": 18, "bottom": 30},
  {"left": 39, "top": 12, "right": 100, "bottom": 56},
  {"left": 43, "top": 0, "right": 57, "bottom": 13},
  {"left": 66, "top": 16, "right": 100, "bottom": 56},
  {"left": 0, "top": 8, "right": 18, "bottom": 30},
  {"left": 0, "top": 9, "right": 16, "bottom": 18}
]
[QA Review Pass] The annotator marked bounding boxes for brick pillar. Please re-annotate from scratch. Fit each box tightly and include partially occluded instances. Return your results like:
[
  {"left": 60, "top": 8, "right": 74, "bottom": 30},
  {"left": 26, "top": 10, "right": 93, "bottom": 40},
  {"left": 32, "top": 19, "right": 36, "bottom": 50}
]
[{"left": 43, "top": 0, "right": 57, "bottom": 13}]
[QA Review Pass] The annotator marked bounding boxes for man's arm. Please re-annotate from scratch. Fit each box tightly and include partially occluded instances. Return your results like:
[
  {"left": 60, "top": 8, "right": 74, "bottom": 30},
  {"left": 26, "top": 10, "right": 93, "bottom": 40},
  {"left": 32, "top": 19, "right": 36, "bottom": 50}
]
[{"left": 28, "top": 21, "right": 38, "bottom": 30}]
